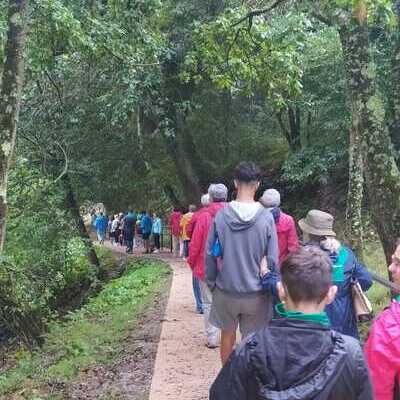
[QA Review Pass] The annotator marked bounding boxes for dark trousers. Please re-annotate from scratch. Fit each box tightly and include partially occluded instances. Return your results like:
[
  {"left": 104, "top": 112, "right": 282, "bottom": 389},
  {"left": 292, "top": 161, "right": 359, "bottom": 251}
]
[
  {"left": 183, "top": 240, "right": 190, "bottom": 258},
  {"left": 154, "top": 233, "right": 160, "bottom": 249},
  {"left": 126, "top": 238, "right": 133, "bottom": 253}
]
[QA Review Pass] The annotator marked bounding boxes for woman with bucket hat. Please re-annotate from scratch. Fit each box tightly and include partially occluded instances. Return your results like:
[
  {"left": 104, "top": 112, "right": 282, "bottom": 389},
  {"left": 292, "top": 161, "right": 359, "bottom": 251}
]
[{"left": 299, "top": 209, "right": 372, "bottom": 339}]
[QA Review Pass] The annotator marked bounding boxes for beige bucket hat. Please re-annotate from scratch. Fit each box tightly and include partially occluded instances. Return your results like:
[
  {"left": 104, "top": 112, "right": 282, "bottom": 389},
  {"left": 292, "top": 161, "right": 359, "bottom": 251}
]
[{"left": 298, "top": 209, "right": 336, "bottom": 237}]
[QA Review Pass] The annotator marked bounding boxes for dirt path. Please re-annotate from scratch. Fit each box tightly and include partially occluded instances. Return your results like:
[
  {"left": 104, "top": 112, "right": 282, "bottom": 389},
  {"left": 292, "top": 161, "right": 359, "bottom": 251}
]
[
  {"left": 149, "top": 258, "right": 220, "bottom": 400},
  {"left": 100, "top": 241, "right": 221, "bottom": 399}
]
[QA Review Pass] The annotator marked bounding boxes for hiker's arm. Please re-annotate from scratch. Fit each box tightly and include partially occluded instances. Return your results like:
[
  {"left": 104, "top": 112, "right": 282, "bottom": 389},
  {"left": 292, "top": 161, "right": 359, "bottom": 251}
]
[
  {"left": 187, "top": 218, "right": 204, "bottom": 270},
  {"left": 205, "top": 221, "right": 218, "bottom": 291},
  {"left": 260, "top": 259, "right": 280, "bottom": 297},
  {"left": 210, "top": 343, "right": 250, "bottom": 400},
  {"left": 354, "top": 346, "right": 374, "bottom": 400},
  {"left": 353, "top": 254, "right": 373, "bottom": 291},
  {"left": 266, "top": 219, "right": 279, "bottom": 267}
]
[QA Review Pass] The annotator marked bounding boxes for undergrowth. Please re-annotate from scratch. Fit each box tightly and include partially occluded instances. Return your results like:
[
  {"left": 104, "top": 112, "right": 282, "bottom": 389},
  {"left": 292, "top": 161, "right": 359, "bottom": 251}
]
[{"left": 0, "top": 259, "right": 171, "bottom": 399}]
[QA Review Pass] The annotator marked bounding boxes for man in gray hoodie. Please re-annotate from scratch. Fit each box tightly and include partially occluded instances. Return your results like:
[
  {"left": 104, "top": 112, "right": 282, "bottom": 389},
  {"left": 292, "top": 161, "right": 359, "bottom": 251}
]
[{"left": 206, "top": 162, "right": 279, "bottom": 365}]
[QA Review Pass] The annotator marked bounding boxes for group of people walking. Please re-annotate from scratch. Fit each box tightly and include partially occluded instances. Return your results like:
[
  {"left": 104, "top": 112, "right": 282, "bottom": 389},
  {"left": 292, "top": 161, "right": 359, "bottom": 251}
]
[
  {"left": 93, "top": 210, "right": 162, "bottom": 254},
  {"left": 176, "top": 161, "right": 399, "bottom": 400}
]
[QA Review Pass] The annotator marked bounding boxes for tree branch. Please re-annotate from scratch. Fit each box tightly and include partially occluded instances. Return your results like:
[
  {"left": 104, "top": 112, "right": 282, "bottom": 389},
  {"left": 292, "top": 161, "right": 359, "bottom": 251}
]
[{"left": 232, "top": 0, "right": 287, "bottom": 27}]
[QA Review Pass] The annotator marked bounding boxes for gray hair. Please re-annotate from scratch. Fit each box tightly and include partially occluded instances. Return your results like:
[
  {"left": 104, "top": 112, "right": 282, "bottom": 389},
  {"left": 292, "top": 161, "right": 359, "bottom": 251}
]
[
  {"left": 260, "top": 189, "right": 281, "bottom": 208},
  {"left": 208, "top": 183, "right": 228, "bottom": 202},
  {"left": 201, "top": 194, "right": 210, "bottom": 206}
]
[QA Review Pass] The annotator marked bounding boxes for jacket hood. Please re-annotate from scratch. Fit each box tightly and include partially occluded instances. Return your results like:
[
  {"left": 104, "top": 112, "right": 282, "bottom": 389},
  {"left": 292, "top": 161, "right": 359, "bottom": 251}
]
[
  {"left": 222, "top": 202, "right": 265, "bottom": 231},
  {"left": 249, "top": 319, "right": 348, "bottom": 399}
]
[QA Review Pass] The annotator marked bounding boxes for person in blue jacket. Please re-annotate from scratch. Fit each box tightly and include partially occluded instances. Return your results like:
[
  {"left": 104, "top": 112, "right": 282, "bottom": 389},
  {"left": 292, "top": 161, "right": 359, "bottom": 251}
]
[
  {"left": 298, "top": 210, "right": 372, "bottom": 339},
  {"left": 95, "top": 212, "right": 108, "bottom": 244},
  {"left": 140, "top": 211, "right": 153, "bottom": 254},
  {"left": 261, "top": 209, "right": 373, "bottom": 339}
]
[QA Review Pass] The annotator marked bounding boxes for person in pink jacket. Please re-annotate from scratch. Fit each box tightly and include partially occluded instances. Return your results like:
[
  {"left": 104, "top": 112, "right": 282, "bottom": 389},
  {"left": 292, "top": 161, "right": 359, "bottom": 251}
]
[
  {"left": 365, "top": 239, "right": 400, "bottom": 400},
  {"left": 188, "top": 184, "right": 227, "bottom": 348},
  {"left": 260, "top": 189, "right": 299, "bottom": 265}
]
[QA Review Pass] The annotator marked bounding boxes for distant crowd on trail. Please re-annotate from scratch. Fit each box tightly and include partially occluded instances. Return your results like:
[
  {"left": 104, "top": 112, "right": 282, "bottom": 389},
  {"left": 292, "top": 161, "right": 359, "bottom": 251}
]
[
  {"left": 91, "top": 209, "right": 162, "bottom": 254},
  {"left": 170, "top": 161, "right": 399, "bottom": 400}
]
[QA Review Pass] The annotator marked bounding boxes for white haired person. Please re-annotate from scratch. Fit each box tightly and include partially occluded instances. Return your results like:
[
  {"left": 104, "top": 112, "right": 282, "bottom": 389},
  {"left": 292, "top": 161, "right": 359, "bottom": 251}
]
[
  {"left": 188, "top": 184, "right": 228, "bottom": 348},
  {"left": 260, "top": 189, "right": 299, "bottom": 265}
]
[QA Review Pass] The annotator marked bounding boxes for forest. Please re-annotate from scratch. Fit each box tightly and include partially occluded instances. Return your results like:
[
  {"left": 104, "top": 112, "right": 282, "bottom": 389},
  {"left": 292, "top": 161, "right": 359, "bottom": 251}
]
[{"left": 0, "top": 0, "right": 399, "bottom": 398}]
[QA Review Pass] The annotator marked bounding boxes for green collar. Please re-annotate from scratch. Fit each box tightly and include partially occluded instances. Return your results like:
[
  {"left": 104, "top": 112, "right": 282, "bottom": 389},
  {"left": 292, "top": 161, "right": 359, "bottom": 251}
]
[
  {"left": 275, "top": 303, "right": 330, "bottom": 327},
  {"left": 395, "top": 295, "right": 400, "bottom": 302}
]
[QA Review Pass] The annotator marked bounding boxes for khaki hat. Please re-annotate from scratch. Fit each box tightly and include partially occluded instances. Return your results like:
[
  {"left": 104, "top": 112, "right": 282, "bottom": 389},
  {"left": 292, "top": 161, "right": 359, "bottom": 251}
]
[{"left": 298, "top": 210, "right": 336, "bottom": 237}]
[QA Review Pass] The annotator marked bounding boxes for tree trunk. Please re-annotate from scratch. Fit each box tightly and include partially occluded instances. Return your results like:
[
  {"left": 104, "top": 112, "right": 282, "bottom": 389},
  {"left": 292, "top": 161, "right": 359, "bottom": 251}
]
[
  {"left": 339, "top": 10, "right": 400, "bottom": 265},
  {"left": 63, "top": 173, "right": 100, "bottom": 267},
  {"left": 389, "top": 0, "right": 400, "bottom": 154},
  {"left": 0, "top": 0, "right": 28, "bottom": 252},
  {"left": 276, "top": 106, "right": 301, "bottom": 152},
  {"left": 345, "top": 121, "right": 364, "bottom": 259}
]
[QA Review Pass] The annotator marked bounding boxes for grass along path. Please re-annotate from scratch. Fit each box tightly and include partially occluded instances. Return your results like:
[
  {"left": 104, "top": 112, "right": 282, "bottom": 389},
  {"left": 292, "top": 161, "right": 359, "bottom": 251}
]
[{"left": 0, "top": 258, "right": 171, "bottom": 399}]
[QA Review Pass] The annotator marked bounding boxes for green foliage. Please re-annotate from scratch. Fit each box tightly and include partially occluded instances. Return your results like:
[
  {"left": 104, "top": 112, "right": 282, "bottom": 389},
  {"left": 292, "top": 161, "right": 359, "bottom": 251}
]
[
  {"left": 183, "top": 7, "right": 303, "bottom": 107},
  {"left": 0, "top": 160, "right": 98, "bottom": 343},
  {"left": 0, "top": 259, "right": 170, "bottom": 398},
  {"left": 281, "top": 147, "right": 347, "bottom": 189}
]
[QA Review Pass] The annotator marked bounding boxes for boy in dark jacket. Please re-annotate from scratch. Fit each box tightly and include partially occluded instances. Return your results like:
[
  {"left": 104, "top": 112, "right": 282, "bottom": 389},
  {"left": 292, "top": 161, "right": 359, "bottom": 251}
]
[{"left": 210, "top": 247, "right": 373, "bottom": 400}]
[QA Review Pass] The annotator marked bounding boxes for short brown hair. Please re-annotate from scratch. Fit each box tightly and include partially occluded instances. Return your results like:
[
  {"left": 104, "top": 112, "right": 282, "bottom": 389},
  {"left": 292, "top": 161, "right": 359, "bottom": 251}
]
[{"left": 281, "top": 247, "right": 333, "bottom": 304}]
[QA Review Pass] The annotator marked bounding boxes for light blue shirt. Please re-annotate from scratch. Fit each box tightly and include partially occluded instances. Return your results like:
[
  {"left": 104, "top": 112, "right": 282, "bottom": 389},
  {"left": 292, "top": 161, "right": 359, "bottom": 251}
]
[{"left": 152, "top": 218, "right": 162, "bottom": 234}]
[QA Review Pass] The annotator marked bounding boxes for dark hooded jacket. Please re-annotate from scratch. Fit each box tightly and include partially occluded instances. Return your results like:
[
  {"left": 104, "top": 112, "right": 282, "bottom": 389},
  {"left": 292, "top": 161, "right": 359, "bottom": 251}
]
[{"left": 210, "top": 319, "right": 373, "bottom": 400}]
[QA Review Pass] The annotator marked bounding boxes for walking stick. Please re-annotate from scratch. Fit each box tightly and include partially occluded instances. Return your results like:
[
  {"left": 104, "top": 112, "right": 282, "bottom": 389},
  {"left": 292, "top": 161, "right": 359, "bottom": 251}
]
[{"left": 369, "top": 270, "right": 400, "bottom": 294}]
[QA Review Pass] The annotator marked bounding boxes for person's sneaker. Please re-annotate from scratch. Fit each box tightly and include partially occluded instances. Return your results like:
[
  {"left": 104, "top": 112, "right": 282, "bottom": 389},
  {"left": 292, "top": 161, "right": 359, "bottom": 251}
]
[
  {"left": 196, "top": 308, "right": 204, "bottom": 314},
  {"left": 206, "top": 342, "right": 218, "bottom": 349},
  {"left": 153, "top": 249, "right": 159, "bottom": 253}
]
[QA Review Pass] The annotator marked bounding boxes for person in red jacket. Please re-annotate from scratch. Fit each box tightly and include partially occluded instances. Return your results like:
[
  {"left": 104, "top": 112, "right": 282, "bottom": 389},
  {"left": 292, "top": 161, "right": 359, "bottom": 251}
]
[
  {"left": 169, "top": 207, "right": 182, "bottom": 257},
  {"left": 186, "top": 194, "right": 210, "bottom": 315},
  {"left": 186, "top": 194, "right": 210, "bottom": 240},
  {"left": 260, "top": 188, "right": 299, "bottom": 265},
  {"left": 188, "top": 183, "right": 228, "bottom": 348},
  {"left": 365, "top": 239, "right": 400, "bottom": 400}
]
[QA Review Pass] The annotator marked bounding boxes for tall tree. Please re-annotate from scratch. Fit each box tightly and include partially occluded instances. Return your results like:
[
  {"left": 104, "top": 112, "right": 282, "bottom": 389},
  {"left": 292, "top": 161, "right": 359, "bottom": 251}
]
[
  {"left": 0, "top": 0, "right": 28, "bottom": 251},
  {"left": 337, "top": 1, "right": 400, "bottom": 264}
]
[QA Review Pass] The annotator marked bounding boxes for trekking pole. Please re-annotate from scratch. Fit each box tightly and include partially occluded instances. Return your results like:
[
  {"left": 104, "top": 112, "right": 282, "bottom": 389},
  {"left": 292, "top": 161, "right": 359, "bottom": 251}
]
[{"left": 369, "top": 270, "right": 400, "bottom": 294}]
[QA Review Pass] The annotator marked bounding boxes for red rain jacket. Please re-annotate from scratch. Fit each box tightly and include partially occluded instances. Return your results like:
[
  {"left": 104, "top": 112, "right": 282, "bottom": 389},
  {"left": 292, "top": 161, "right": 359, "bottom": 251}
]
[
  {"left": 365, "top": 300, "right": 400, "bottom": 400},
  {"left": 188, "top": 202, "right": 225, "bottom": 280},
  {"left": 169, "top": 211, "right": 182, "bottom": 237},
  {"left": 186, "top": 207, "right": 208, "bottom": 239},
  {"left": 276, "top": 212, "right": 299, "bottom": 265}
]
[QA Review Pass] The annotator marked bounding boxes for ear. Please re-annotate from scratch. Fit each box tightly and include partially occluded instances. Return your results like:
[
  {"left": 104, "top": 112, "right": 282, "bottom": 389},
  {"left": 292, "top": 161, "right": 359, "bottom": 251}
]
[
  {"left": 325, "top": 285, "right": 337, "bottom": 305},
  {"left": 277, "top": 282, "right": 287, "bottom": 303}
]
